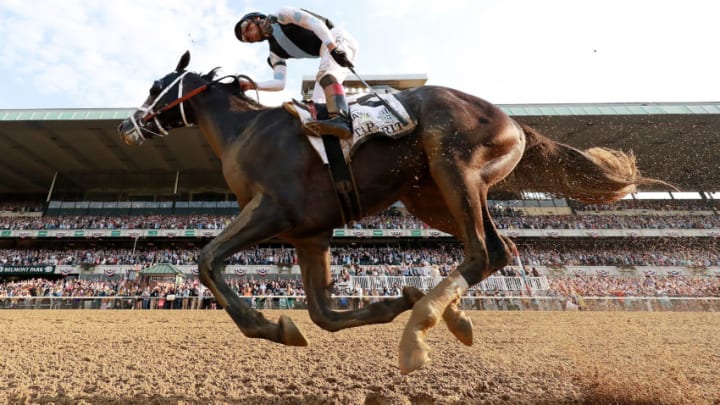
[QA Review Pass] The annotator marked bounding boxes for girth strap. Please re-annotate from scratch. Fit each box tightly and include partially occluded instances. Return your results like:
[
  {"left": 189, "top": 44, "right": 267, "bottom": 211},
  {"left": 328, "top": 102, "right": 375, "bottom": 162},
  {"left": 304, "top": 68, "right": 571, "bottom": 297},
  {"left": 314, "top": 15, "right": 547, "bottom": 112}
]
[{"left": 321, "top": 135, "right": 363, "bottom": 223}]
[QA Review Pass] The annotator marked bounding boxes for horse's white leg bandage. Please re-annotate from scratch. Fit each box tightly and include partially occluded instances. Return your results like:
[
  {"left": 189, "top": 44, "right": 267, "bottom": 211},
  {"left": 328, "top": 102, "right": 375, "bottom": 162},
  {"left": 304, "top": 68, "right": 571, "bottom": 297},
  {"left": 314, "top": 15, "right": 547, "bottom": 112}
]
[{"left": 398, "top": 271, "right": 469, "bottom": 374}]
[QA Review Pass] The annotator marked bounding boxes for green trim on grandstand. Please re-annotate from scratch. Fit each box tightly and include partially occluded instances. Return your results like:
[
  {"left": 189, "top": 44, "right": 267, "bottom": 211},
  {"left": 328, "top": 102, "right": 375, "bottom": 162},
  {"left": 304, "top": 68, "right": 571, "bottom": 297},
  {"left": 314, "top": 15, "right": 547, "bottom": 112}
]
[
  {"left": 0, "top": 109, "right": 134, "bottom": 121},
  {"left": 139, "top": 263, "right": 183, "bottom": 276},
  {"left": 1, "top": 102, "right": 720, "bottom": 121},
  {"left": 499, "top": 102, "right": 720, "bottom": 116}
]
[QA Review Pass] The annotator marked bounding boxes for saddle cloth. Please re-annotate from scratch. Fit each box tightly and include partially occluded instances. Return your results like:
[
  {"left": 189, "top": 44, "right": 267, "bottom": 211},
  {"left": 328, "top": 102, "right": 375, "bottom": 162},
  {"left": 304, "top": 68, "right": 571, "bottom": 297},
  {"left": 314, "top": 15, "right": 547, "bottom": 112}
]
[{"left": 283, "top": 93, "right": 416, "bottom": 164}]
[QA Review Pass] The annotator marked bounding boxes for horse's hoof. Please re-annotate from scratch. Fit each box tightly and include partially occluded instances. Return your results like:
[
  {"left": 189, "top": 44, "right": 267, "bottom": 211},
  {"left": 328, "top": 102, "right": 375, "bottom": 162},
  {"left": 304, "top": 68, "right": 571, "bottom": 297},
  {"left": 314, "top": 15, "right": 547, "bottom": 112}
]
[
  {"left": 402, "top": 286, "right": 425, "bottom": 305},
  {"left": 278, "top": 315, "right": 309, "bottom": 346},
  {"left": 443, "top": 307, "right": 473, "bottom": 346},
  {"left": 398, "top": 339, "right": 430, "bottom": 375}
]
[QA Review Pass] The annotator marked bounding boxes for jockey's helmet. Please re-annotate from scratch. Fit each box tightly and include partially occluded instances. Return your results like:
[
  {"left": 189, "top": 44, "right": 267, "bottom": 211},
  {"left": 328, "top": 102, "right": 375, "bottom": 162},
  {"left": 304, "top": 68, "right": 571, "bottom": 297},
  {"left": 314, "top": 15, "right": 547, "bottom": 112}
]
[{"left": 235, "top": 12, "right": 267, "bottom": 42}]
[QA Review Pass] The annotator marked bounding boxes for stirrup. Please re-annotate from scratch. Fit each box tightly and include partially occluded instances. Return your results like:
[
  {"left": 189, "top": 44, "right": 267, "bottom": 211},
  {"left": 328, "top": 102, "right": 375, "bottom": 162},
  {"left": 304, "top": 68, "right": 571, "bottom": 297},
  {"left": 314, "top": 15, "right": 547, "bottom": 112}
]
[{"left": 304, "top": 116, "right": 353, "bottom": 139}]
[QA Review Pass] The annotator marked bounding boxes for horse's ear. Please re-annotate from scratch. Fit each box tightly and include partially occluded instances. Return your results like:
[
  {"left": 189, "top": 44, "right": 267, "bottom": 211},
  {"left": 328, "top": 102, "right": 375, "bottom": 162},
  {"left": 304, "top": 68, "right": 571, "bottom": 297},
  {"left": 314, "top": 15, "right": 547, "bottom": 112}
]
[{"left": 176, "top": 51, "right": 191, "bottom": 72}]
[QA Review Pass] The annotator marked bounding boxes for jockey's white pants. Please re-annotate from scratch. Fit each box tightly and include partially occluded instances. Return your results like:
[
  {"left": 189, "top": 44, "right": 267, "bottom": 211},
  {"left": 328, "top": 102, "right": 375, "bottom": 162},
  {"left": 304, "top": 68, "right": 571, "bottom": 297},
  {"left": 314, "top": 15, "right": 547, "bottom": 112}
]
[{"left": 311, "top": 27, "right": 359, "bottom": 103}]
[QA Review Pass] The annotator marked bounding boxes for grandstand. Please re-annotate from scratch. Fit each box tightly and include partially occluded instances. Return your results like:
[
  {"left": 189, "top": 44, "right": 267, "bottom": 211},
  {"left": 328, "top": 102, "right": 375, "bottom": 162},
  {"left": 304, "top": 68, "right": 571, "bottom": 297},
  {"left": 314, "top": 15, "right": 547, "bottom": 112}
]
[{"left": 1, "top": 74, "right": 719, "bottom": 308}]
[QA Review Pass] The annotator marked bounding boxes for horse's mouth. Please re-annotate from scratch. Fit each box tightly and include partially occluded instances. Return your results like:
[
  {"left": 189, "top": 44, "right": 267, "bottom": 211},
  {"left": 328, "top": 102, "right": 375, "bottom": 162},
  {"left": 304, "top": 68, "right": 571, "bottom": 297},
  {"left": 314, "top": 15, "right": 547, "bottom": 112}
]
[{"left": 118, "top": 121, "right": 145, "bottom": 146}]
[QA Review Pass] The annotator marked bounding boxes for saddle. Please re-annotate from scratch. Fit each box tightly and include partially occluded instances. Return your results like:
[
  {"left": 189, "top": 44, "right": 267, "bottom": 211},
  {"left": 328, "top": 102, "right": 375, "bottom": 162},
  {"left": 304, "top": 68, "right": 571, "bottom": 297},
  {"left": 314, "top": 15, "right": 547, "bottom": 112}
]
[
  {"left": 283, "top": 93, "right": 417, "bottom": 161},
  {"left": 283, "top": 93, "right": 416, "bottom": 224}
]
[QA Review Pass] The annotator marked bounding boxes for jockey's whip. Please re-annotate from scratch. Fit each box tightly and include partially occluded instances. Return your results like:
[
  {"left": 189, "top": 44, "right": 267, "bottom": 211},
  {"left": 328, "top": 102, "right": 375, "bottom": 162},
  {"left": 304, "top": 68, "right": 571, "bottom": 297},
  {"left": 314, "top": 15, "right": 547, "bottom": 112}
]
[{"left": 348, "top": 66, "right": 408, "bottom": 126}]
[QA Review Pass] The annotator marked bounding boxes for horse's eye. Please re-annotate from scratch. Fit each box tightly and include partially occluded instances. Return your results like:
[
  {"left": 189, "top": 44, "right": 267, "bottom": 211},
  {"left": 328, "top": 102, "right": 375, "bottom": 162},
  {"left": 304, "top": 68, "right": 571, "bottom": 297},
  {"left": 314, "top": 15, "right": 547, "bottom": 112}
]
[{"left": 149, "top": 81, "right": 162, "bottom": 97}]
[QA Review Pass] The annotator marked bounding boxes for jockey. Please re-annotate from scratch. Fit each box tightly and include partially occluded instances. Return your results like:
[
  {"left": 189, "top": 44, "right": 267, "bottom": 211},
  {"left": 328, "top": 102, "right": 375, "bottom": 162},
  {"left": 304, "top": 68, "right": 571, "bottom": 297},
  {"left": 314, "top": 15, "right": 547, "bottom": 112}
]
[{"left": 235, "top": 7, "right": 358, "bottom": 139}]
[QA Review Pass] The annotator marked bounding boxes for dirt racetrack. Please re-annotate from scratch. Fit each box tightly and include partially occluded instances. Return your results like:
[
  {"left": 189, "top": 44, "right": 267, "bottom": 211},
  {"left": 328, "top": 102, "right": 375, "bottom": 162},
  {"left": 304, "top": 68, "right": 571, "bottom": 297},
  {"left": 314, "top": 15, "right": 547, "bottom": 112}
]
[{"left": 1, "top": 310, "right": 718, "bottom": 405}]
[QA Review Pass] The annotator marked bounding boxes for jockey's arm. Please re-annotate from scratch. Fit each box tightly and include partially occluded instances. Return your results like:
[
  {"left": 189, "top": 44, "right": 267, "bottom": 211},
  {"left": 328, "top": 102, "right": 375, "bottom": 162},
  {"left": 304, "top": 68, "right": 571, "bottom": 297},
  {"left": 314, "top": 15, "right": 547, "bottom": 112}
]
[
  {"left": 253, "top": 53, "right": 287, "bottom": 91},
  {"left": 275, "top": 7, "right": 337, "bottom": 51}
]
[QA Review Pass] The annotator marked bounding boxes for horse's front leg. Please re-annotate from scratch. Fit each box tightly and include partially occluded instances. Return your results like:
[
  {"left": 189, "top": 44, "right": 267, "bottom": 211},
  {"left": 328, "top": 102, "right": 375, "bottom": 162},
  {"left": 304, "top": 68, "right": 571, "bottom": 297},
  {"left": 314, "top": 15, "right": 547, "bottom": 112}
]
[
  {"left": 295, "top": 236, "right": 424, "bottom": 331},
  {"left": 197, "top": 193, "right": 308, "bottom": 346}
]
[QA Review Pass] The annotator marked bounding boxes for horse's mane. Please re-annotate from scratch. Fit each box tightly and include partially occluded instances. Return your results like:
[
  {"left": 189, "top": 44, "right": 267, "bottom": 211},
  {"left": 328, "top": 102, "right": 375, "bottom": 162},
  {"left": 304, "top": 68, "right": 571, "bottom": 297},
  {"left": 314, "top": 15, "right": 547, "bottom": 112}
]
[{"left": 200, "top": 68, "right": 268, "bottom": 109}]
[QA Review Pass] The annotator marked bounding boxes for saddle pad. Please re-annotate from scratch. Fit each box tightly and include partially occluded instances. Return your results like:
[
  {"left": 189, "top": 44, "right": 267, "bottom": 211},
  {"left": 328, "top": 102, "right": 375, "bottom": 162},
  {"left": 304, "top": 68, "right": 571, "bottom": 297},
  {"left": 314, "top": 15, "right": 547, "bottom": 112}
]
[{"left": 348, "top": 93, "right": 416, "bottom": 142}]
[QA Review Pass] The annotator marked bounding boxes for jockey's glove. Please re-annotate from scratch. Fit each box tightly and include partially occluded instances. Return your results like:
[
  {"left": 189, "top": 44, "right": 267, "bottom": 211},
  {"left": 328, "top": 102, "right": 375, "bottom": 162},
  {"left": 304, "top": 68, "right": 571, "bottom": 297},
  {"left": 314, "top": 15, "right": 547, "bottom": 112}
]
[{"left": 330, "top": 48, "right": 354, "bottom": 69}]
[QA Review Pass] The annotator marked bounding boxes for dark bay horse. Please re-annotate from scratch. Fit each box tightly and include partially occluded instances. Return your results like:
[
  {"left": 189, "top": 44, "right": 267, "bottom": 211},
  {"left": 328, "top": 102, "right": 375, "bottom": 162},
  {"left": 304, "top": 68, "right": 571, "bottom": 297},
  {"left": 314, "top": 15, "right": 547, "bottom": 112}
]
[{"left": 118, "top": 51, "right": 669, "bottom": 374}]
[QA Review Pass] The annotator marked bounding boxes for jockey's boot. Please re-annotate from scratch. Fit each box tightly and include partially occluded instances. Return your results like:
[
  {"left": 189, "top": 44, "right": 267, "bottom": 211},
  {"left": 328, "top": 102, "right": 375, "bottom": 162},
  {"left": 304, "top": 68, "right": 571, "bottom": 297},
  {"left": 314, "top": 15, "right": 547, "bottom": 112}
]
[
  {"left": 305, "top": 74, "right": 353, "bottom": 140},
  {"left": 307, "top": 111, "right": 352, "bottom": 139}
]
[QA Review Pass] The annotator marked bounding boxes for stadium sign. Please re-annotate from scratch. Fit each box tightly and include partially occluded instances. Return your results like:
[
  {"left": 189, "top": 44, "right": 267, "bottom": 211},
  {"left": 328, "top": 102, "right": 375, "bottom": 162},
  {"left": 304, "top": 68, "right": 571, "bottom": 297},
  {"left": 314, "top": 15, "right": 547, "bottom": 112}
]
[{"left": 0, "top": 265, "right": 56, "bottom": 275}]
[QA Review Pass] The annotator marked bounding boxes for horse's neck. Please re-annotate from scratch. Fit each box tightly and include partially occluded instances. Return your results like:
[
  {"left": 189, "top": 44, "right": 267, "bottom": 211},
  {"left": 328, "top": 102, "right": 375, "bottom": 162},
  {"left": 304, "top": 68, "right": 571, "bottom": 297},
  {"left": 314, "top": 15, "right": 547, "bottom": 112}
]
[{"left": 192, "top": 92, "right": 264, "bottom": 157}]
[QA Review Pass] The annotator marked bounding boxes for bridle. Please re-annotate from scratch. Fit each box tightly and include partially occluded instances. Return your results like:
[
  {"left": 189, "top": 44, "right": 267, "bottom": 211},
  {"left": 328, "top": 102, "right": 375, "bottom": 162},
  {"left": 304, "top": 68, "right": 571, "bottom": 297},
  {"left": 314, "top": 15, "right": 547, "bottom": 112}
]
[{"left": 128, "top": 72, "right": 256, "bottom": 141}]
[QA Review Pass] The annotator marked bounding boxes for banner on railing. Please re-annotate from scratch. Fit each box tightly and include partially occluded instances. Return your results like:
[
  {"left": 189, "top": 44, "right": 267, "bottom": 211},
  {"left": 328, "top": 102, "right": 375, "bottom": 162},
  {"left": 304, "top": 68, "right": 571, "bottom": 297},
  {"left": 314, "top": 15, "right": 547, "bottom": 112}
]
[{"left": 0, "top": 265, "right": 56, "bottom": 275}]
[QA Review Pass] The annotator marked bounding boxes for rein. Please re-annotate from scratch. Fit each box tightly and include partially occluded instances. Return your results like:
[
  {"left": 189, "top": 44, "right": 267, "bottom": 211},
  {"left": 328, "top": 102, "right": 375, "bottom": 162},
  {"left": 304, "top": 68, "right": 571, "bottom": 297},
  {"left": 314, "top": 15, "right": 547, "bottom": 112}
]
[{"left": 142, "top": 83, "right": 208, "bottom": 123}]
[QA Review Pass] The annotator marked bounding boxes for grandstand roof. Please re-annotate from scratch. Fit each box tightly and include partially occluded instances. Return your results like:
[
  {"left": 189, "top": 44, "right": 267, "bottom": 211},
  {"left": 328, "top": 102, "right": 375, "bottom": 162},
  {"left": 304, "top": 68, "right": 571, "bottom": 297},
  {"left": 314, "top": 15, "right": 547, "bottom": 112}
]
[{"left": 0, "top": 101, "right": 718, "bottom": 196}]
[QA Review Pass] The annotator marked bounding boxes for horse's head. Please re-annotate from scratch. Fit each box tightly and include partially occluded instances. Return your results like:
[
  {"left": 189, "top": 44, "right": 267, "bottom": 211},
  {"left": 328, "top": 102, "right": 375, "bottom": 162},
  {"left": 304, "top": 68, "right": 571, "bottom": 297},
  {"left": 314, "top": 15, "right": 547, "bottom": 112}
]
[
  {"left": 119, "top": 51, "right": 259, "bottom": 146},
  {"left": 118, "top": 51, "right": 199, "bottom": 146}
]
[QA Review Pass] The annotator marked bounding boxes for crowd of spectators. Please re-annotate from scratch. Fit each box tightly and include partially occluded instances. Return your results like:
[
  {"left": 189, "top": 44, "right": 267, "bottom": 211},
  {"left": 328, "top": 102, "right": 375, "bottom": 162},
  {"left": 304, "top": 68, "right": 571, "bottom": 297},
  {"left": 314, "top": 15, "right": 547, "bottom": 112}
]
[
  {"left": 520, "top": 240, "right": 720, "bottom": 268},
  {"left": 2, "top": 273, "right": 718, "bottom": 309},
  {"left": 2, "top": 200, "right": 719, "bottom": 309},
  {"left": 0, "top": 246, "right": 296, "bottom": 267},
  {"left": 0, "top": 201, "right": 43, "bottom": 213},
  {"left": 493, "top": 213, "right": 720, "bottom": 230},
  {"left": 3, "top": 211, "right": 720, "bottom": 231},
  {"left": 547, "top": 274, "right": 720, "bottom": 298},
  {"left": 2, "top": 239, "right": 718, "bottom": 268},
  {"left": 0, "top": 214, "right": 229, "bottom": 231},
  {"left": 571, "top": 198, "right": 716, "bottom": 212},
  {"left": 0, "top": 277, "right": 306, "bottom": 310},
  {"left": 3, "top": 198, "right": 718, "bottom": 214}
]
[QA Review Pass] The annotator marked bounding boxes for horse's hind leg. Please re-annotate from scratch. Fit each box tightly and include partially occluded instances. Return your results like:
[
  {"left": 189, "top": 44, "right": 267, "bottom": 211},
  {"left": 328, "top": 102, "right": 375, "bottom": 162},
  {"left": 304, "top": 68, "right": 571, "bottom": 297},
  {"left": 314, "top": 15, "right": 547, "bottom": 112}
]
[
  {"left": 399, "top": 169, "right": 490, "bottom": 373},
  {"left": 399, "top": 122, "right": 524, "bottom": 374},
  {"left": 401, "top": 188, "right": 476, "bottom": 346},
  {"left": 294, "top": 238, "right": 424, "bottom": 331},
  {"left": 197, "top": 193, "right": 307, "bottom": 346}
]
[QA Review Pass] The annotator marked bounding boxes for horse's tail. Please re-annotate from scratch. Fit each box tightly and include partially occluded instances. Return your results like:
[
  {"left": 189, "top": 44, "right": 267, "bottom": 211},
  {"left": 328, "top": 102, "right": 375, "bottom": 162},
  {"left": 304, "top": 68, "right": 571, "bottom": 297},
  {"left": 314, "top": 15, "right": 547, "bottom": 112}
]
[{"left": 499, "top": 123, "right": 678, "bottom": 204}]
